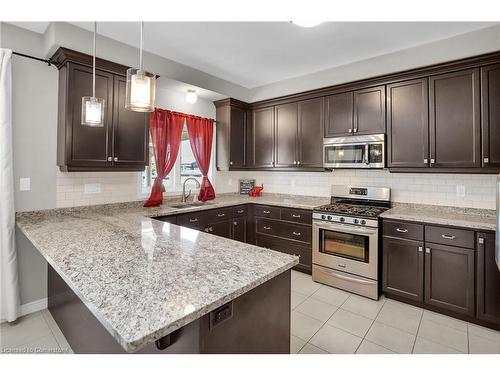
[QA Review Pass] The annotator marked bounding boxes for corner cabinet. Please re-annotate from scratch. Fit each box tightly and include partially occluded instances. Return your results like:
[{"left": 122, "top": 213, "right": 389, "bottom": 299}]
[{"left": 52, "top": 48, "right": 149, "bottom": 172}]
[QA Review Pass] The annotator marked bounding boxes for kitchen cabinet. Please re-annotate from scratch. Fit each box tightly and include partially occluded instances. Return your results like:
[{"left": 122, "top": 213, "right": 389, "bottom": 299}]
[
  {"left": 274, "top": 103, "right": 298, "bottom": 168},
  {"left": 231, "top": 217, "right": 247, "bottom": 242},
  {"left": 429, "top": 69, "right": 481, "bottom": 168},
  {"left": 476, "top": 232, "right": 500, "bottom": 326},
  {"left": 387, "top": 78, "right": 429, "bottom": 168},
  {"left": 325, "top": 92, "right": 353, "bottom": 137},
  {"left": 297, "top": 97, "right": 324, "bottom": 168},
  {"left": 205, "top": 220, "right": 232, "bottom": 239},
  {"left": 353, "top": 86, "right": 386, "bottom": 135},
  {"left": 481, "top": 64, "right": 500, "bottom": 168},
  {"left": 214, "top": 99, "right": 247, "bottom": 170},
  {"left": 53, "top": 48, "right": 149, "bottom": 172},
  {"left": 255, "top": 235, "right": 312, "bottom": 274},
  {"left": 382, "top": 236, "right": 424, "bottom": 303},
  {"left": 250, "top": 107, "right": 275, "bottom": 168},
  {"left": 424, "top": 243, "right": 475, "bottom": 317}
]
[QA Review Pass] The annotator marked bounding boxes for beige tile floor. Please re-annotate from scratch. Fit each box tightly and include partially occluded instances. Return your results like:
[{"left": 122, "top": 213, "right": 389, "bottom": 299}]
[
  {"left": 0, "top": 270, "right": 498, "bottom": 354},
  {"left": 290, "top": 270, "right": 500, "bottom": 354}
]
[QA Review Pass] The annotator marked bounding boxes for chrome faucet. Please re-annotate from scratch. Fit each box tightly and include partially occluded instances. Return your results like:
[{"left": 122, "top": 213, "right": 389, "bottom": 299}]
[{"left": 181, "top": 177, "right": 201, "bottom": 203}]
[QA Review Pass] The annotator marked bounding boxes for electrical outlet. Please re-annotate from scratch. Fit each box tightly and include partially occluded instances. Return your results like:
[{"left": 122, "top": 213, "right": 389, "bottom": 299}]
[
  {"left": 456, "top": 185, "right": 466, "bottom": 197},
  {"left": 84, "top": 183, "right": 101, "bottom": 194},
  {"left": 19, "top": 177, "right": 30, "bottom": 191}
]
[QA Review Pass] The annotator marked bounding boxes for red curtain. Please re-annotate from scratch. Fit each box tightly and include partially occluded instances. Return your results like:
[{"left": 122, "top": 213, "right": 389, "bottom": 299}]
[
  {"left": 143, "top": 109, "right": 184, "bottom": 207},
  {"left": 185, "top": 116, "right": 216, "bottom": 201}
]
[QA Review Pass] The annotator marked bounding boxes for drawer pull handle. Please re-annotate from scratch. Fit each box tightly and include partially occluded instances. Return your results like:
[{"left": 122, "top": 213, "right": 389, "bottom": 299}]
[
  {"left": 293, "top": 232, "right": 301, "bottom": 236},
  {"left": 263, "top": 210, "right": 271, "bottom": 214},
  {"left": 205, "top": 226, "right": 213, "bottom": 232},
  {"left": 441, "top": 234, "right": 456, "bottom": 240},
  {"left": 292, "top": 214, "right": 301, "bottom": 218},
  {"left": 237, "top": 210, "right": 244, "bottom": 214},
  {"left": 263, "top": 226, "right": 271, "bottom": 230},
  {"left": 396, "top": 228, "right": 408, "bottom": 233},
  {"left": 233, "top": 221, "right": 238, "bottom": 226},
  {"left": 338, "top": 263, "right": 346, "bottom": 268},
  {"left": 189, "top": 218, "right": 198, "bottom": 223},
  {"left": 217, "top": 213, "right": 226, "bottom": 217}
]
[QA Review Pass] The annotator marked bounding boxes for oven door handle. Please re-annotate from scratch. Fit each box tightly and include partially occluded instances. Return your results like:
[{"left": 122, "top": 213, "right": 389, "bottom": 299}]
[{"left": 313, "top": 222, "right": 377, "bottom": 236}]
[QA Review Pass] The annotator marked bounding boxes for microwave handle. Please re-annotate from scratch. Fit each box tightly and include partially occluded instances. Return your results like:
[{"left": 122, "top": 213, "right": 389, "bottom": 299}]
[{"left": 364, "top": 144, "right": 369, "bottom": 164}]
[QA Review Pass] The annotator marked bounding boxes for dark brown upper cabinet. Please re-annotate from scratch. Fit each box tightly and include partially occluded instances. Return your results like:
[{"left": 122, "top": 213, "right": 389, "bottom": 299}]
[
  {"left": 297, "top": 97, "right": 324, "bottom": 168},
  {"left": 481, "top": 64, "right": 500, "bottom": 169},
  {"left": 325, "top": 92, "right": 353, "bottom": 137},
  {"left": 250, "top": 107, "right": 275, "bottom": 168},
  {"left": 53, "top": 48, "right": 149, "bottom": 172},
  {"left": 387, "top": 78, "right": 429, "bottom": 168},
  {"left": 324, "top": 86, "right": 385, "bottom": 137},
  {"left": 429, "top": 69, "right": 481, "bottom": 169},
  {"left": 476, "top": 232, "right": 500, "bottom": 327},
  {"left": 274, "top": 102, "right": 298, "bottom": 168},
  {"left": 353, "top": 86, "right": 386, "bottom": 135},
  {"left": 215, "top": 98, "right": 247, "bottom": 170}
]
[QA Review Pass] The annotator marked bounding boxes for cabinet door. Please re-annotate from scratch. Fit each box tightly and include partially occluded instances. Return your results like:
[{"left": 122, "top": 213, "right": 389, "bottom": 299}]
[
  {"left": 255, "top": 235, "right": 312, "bottom": 273},
  {"left": 429, "top": 69, "right": 481, "bottom": 168},
  {"left": 229, "top": 106, "right": 246, "bottom": 168},
  {"left": 387, "top": 78, "right": 429, "bottom": 168},
  {"left": 382, "top": 237, "right": 424, "bottom": 302},
  {"left": 325, "top": 92, "right": 353, "bottom": 137},
  {"left": 112, "top": 76, "right": 149, "bottom": 168},
  {"left": 298, "top": 98, "right": 324, "bottom": 168},
  {"left": 353, "top": 86, "right": 386, "bottom": 135},
  {"left": 67, "top": 63, "right": 114, "bottom": 167},
  {"left": 251, "top": 107, "right": 274, "bottom": 168},
  {"left": 231, "top": 217, "right": 247, "bottom": 243},
  {"left": 476, "top": 232, "right": 500, "bottom": 326},
  {"left": 481, "top": 64, "right": 500, "bottom": 168},
  {"left": 205, "top": 220, "right": 232, "bottom": 239},
  {"left": 424, "top": 243, "right": 475, "bottom": 317},
  {"left": 274, "top": 103, "right": 298, "bottom": 168}
]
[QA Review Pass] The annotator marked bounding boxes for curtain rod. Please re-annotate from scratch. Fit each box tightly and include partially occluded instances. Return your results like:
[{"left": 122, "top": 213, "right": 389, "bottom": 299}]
[
  {"left": 157, "top": 107, "right": 217, "bottom": 123},
  {"left": 12, "top": 51, "right": 53, "bottom": 66}
]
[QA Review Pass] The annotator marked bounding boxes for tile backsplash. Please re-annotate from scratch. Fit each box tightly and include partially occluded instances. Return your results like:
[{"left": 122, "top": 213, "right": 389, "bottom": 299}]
[
  {"left": 55, "top": 168, "right": 497, "bottom": 210},
  {"left": 213, "top": 170, "right": 497, "bottom": 210}
]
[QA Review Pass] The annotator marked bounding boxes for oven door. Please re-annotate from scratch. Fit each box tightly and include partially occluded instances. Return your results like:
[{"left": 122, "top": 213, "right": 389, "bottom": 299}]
[{"left": 312, "top": 220, "right": 378, "bottom": 280}]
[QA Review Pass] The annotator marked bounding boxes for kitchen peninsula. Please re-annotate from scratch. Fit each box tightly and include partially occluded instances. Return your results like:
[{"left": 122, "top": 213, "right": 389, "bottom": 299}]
[{"left": 14, "top": 194, "right": 322, "bottom": 353}]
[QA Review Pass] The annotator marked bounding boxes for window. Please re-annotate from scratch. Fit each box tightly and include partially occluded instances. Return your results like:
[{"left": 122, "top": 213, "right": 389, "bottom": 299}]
[{"left": 140, "top": 122, "right": 207, "bottom": 196}]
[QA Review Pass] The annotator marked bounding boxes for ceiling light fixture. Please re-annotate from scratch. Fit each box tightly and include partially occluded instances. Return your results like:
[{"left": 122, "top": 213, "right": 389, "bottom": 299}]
[
  {"left": 291, "top": 20, "right": 323, "bottom": 28},
  {"left": 125, "top": 22, "right": 156, "bottom": 112},
  {"left": 185, "top": 89, "right": 198, "bottom": 104},
  {"left": 81, "top": 22, "right": 105, "bottom": 127}
]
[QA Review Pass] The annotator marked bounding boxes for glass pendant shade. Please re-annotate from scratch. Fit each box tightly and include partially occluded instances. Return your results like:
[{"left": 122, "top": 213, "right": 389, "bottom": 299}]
[
  {"left": 125, "top": 68, "right": 156, "bottom": 112},
  {"left": 81, "top": 96, "right": 105, "bottom": 126},
  {"left": 185, "top": 89, "right": 197, "bottom": 104}
]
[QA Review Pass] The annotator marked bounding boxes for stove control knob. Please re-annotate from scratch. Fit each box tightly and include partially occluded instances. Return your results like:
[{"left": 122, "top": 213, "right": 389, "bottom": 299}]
[
  {"left": 327, "top": 215, "right": 332, "bottom": 221},
  {"left": 353, "top": 219, "right": 359, "bottom": 224},
  {"left": 360, "top": 220, "right": 366, "bottom": 225},
  {"left": 339, "top": 217, "right": 345, "bottom": 223},
  {"left": 321, "top": 214, "right": 326, "bottom": 220}
]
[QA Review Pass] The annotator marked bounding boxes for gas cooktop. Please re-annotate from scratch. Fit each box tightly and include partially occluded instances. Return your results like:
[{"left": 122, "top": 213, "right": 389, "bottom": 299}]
[{"left": 314, "top": 202, "right": 390, "bottom": 219}]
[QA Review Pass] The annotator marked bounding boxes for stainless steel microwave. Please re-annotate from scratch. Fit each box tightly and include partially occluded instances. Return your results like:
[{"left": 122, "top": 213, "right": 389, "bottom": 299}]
[{"left": 323, "top": 134, "right": 385, "bottom": 169}]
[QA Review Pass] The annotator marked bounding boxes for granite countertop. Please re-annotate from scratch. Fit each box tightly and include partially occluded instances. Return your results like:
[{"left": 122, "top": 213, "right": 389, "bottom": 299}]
[
  {"left": 15, "top": 193, "right": 325, "bottom": 352},
  {"left": 381, "top": 203, "right": 496, "bottom": 232}
]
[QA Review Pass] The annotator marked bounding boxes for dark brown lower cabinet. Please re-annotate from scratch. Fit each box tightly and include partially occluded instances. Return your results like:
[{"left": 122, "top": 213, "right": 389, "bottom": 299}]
[
  {"left": 231, "top": 217, "right": 246, "bottom": 242},
  {"left": 205, "top": 220, "right": 232, "bottom": 239},
  {"left": 255, "top": 234, "right": 312, "bottom": 274},
  {"left": 476, "top": 232, "right": 500, "bottom": 327},
  {"left": 424, "top": 243, "right": 475, "bottom": 317},
  {"left": 382, "top": 237, "right": 424, "bottom": 302}
]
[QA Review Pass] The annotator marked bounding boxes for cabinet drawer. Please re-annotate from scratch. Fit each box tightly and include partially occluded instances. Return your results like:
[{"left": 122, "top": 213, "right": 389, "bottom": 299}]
[
  {"left": 253, "top": 205, "right": 280, "bottom": 219},
  {"left": 232, "top": 205, "right": 247, "bottom": 217},
  {"left": 204, "top": 207, "right": 233, "bottom": 224},
  {"left": 177, "top": 212, "right": 208, "bottom": 228},
  {"left": 280, "top": 208, "right": 312, "bottom": 224},
  {"left": 256, "top": 218, "right": 311, "bottom": 244},
  {"left": 425, "top": 225, "right": 474, "bottom": 249},
  {"left": 255, "top": 235, "right": 311, "bottom": 272},
  {"left": 383, "top": 220, "right": 424, "bottom": 241}
]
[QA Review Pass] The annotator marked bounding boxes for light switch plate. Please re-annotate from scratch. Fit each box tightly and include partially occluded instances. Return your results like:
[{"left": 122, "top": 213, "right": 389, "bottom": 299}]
[
  {"left": 84, "top": 183, "right": 101, "bottom": 194},
  {"left": 19, "top": 177, "right": 30, "bottom": 191},
  {"left": 456, "top": 185, "right": 466, "bottom": 197}
]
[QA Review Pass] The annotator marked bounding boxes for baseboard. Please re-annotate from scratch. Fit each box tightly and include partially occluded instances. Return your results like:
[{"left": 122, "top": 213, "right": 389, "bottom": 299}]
[{"left": 0, "top": 298, "right": 47, "bottom": 323}]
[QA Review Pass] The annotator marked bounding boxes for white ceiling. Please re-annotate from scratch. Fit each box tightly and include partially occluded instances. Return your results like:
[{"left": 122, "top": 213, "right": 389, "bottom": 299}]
[{"left": 9, "top": 21, "right": 498, "bottom": 89}]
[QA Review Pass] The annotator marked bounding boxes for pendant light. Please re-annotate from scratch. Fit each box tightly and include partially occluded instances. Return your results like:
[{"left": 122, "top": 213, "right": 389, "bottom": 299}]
[
  {"left": 81, "top": 22, "right": 105, "bottom": 127},
  {"left": 125, "top": 22, "right": 156, "bottom": 112},
  {"left": 185, "top": 89, "right": 197, "bottom": 104}
]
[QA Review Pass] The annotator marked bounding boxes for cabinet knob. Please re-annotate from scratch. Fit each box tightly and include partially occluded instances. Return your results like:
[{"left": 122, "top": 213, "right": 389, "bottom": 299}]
[
  {"left": 114, "top": 157, "right": 118, "bottom": 162},
  {"left": 430, "top": 158, "right": 435, "bottom": 165},
  {"left": 478, "top": 237, "right": 484, "bottom": 244},
  {"left": 348, "top": 128, "right": 352, "bottom": 133},
  {"left": 293, "top": 161, "right": 297, "bottom": 165},
  {"left": 423, "top": 158, "right": 428, "bottom": 164},
  {"left": 107, "top": 157, "right": 113, "bottom": 162},
  {"left": 229, "top": 161, "right": 233, "bottom": 165},
  {"left": 353, "top": 128, "right": 358, "bottom": 133},
  {"left": 233, "top": 221, "right": 238, "bottom": 226},
  {"left": 418, "top": 246, "right": 423, "bottom": 253},
  {"left": 483, "top": 158, "right": 489, "bottom": 164},
  {"left": 297, "top": 161, "right": 301, "bottom": 165},
  {"left": 425, "top": 247, "right": 431, "bottom": 254}
]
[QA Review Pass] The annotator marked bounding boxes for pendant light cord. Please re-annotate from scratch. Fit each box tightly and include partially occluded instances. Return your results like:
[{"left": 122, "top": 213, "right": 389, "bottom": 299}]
[
  {"left": 92, "top": 21, "right": 96, "bottom": 98},
  {"left": 139, "top": 21, "right": 144, "bottom": 71}
]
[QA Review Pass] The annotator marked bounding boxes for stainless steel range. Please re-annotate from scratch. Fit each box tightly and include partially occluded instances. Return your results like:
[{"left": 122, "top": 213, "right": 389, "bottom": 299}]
[{"left": 312, "top": 185, "right": 391, "bottom": 300}]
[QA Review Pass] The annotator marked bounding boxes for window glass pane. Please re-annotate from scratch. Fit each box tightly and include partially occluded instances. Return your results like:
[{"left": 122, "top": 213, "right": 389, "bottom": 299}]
[{"left": 180, "top": 125, "right": 202, "bottom": 185}]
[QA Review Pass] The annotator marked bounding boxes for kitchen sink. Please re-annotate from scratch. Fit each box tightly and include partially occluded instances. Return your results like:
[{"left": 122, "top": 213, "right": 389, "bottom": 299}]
[{"left": 168, "top": 202, "right": 214, "bottom": 209}]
